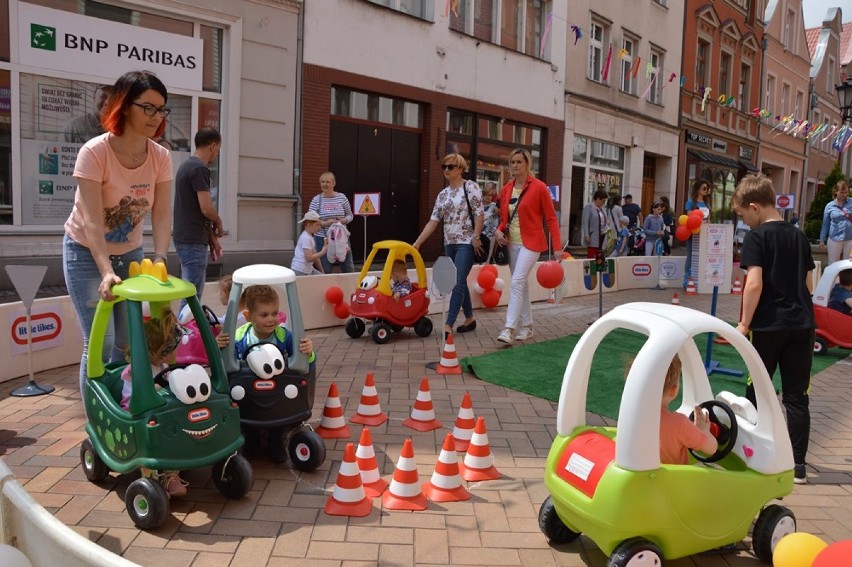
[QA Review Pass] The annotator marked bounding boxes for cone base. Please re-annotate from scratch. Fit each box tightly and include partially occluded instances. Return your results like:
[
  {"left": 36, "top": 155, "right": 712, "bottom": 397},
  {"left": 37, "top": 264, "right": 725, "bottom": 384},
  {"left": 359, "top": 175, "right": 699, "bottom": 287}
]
[
  {"left": 382, "top": 491, "right": 428, "bottom": 511},
  {"left": 422, "top": 482, "right": 470, "bottom": 502},
  {"left": 435, "top": 364, "right": 462, "bottom": 375},
  {"left": 350, "top": 412, "right": 389, "bottom": 426},
  {"left": 451, "top": 437, "right": 471, "bottom": 452},
  {"left": 316, "top": 425, "right": 351, "bottom": 439},
  {"left": 459, "top": 463, "right": 501, "bottom": 481},
  {"left": 402, "top": 417, "right": 443, "bottom": 432},
  {"left": 324, "top": 496, "right": 373, "bottom": 517},
  {"left": 362, "top": 478, "right": 389, "bottom": 498}
]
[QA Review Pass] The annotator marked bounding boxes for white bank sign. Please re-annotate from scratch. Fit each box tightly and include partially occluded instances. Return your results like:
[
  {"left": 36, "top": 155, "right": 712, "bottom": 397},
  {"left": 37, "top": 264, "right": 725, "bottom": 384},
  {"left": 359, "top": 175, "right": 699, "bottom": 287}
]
[{"left": 18, "top": 3, "right": 203, "bottom": 91}]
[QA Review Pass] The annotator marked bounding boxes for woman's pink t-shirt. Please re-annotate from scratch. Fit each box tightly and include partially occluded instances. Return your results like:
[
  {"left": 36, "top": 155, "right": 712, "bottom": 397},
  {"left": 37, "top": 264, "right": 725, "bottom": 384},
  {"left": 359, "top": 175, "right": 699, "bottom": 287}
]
[
  {"left": 65, "top": 133, "right": 173, "bottom": 255},
  {"left": 659, "top": 408, "right": 711, "bottom": 465}
]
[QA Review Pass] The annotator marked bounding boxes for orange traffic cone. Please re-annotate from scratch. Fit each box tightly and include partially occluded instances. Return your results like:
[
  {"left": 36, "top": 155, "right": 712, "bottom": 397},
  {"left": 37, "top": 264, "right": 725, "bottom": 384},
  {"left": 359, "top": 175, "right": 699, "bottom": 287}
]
[
  {"left": 382, "top": 439, "right": 428, "bottom": 511},
  {"left": 451, "top": 392, "right": 476, "bottom": 452},
  {"left": 422, "top": 434, "right": 470, "bottom": 503},
  {"left": 324, "top": 443, "right": 373, "bottom": 517},
  {"left": 671, "top": 292, "right": 680, "bottom": 306},
  {"left": 459, "top": 417, "right": 501, "bottom": 481},
  {"left": 402, "top": 377, "right": 443, "bottom": 432},
  {"left": 731, "top": 278, "right": 742, "bottom": 295},
  {"left": 435, "top": 333, "right": 462, "bottom": 375},
  {"left": 316, "top": 383, "right": 351, "bottom": 439},
  {"left": 686, "top": 276, "right": 698, "bottom": 295},
  {"left": 350, "top": 372, "right": 389, "bottom": 426},
  {"left": 355, "top": 427, "right": 388, "bottom": 498}
]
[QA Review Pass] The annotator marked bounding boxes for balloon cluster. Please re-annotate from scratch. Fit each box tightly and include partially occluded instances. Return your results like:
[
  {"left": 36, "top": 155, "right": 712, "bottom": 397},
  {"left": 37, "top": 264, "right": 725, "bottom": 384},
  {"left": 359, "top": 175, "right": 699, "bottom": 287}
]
[
  {"left": 675, "top": 208, "right": 706, "bottom": 241},
  {"left": 473, "top": 265, "right": 505, "bottom": 308},
  {"left": 325, "top": 286, "right": 350, "bottom": 319},
  {"left": 772, "top": 532, "right": 852, "bottom": 567}
]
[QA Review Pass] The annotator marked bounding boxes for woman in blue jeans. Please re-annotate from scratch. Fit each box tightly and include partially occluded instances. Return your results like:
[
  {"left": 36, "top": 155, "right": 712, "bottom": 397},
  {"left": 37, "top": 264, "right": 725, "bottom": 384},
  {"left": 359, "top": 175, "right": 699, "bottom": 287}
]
[
  {"left": 413, "top": 153, "right": 484, "bottom": 338},
  {"left": 63, "top": 71, "right": 174, "bottom": 395}
]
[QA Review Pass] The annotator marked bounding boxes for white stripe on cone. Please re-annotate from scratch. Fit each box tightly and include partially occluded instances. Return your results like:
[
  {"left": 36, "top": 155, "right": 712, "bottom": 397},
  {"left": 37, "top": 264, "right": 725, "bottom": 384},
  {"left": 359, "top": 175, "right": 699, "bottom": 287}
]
[
  {"left": 388, "top": 479, "right": 422, "bottom": 498},
  {"left": 462, "top": 454, "right": 494, "bottom": 470},
  {"left": 332, "top": 485, "right": 367, "bottom": 503},
  {"left": 410, "top": 408, "right": 436, "bottom": 421}
]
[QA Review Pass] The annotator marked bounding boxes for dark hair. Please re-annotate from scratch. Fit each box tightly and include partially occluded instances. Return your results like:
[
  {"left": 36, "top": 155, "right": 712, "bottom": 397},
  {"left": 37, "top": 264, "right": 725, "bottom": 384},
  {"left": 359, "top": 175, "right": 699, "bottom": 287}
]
[
  {"left": 690, "top": 179, "right": 711, "bottom": 208},
  {"left": 624, "top": 194, "right": 633, "bottom": 200},
  {"left": 593, "top": 189, "right": 608, "bottom": 201},
  {"left": 839, "top": 269, "right": 852, "bottom": 287},
  {"left": 101, "top": 70, "right": 168, "bottom": 137},
  {"left": 195, "top": 127, "right": 221, "bottom": 149},
  {"left": 242, "top": 284, "right": 279, "bottom": 312},
  {"left": 607, "top": 194, "right": 622, "bottom": 209}
]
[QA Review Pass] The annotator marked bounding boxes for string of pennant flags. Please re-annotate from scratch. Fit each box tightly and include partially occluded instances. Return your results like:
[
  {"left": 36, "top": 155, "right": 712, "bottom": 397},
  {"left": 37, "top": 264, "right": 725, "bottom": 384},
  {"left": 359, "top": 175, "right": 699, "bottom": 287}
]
[{"left": 442, "top": 2, "right": 852, "bottom": 152}]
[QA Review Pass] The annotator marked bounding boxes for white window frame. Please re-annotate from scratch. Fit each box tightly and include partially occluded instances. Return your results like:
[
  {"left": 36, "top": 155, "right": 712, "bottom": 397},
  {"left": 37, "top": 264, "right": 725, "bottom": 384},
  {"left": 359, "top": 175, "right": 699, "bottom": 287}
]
[
  {"left": 765, "top": 74, "right": 776, "bottom": 124},
  {"left": 620, "top": 35, "right": 637, "bottom": 95},
  {"left": 719, "top": 50, "right": 733, "bottom": 99},
  {"left": 696, "top": 37, "right": 711, "bottom": 91},
  {"left": 648, "top": 48, "right": 664, "bottom": 105},
  {"left": 738, "top": 61, "right": 751, "bottom": 111},
  {"left": 589, "top": 20, "right": 607, "bottom": 83}
]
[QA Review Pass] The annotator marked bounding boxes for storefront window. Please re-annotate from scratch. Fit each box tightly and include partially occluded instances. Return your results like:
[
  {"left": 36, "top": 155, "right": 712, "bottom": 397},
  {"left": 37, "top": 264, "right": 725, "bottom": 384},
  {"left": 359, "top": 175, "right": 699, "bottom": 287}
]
[
  {"left": 589, "top": 140, "right": 624, "bottom": 169},
  {"left": 0, "top": 69, "right": 10, "bottom": 224},
  {"left": 573, "top": 136, "right": 626, "bottom": 203},
  {"left": 572, "top": 137, "right": 587, "bottom": 162},
  {"left": 199, "top": 98, "right": 221, "bottom": 206},
  {"left": 331, "top": 87, "right": 422, "bottom": 128}
]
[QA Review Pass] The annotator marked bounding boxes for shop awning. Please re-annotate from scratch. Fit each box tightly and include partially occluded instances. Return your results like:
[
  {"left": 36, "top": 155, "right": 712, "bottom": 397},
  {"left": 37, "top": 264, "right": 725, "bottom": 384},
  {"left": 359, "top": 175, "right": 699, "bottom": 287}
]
[
  {"left": 687, "top": 149, "right": 741, "bottom": 169},
  {"left": 739, "top": 160, "right": 759, "bottom": 172}
]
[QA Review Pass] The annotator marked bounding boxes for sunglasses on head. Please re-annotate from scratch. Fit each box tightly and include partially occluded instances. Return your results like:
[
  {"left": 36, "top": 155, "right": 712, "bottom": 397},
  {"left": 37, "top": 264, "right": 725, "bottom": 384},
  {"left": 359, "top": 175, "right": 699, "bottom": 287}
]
[
  {"left": 441, "top": 164, "right": 458, "bottom": 171},
  {"left": 161, "top": 324, "right": 190, "bottom": 356}
]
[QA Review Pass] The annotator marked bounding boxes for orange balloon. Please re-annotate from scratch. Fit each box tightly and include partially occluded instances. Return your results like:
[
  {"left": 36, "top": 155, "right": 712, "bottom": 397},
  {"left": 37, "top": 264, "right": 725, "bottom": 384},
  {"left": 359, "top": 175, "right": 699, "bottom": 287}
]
[{"left": 481, "top": 288, "right": 501, "bottom": 308}]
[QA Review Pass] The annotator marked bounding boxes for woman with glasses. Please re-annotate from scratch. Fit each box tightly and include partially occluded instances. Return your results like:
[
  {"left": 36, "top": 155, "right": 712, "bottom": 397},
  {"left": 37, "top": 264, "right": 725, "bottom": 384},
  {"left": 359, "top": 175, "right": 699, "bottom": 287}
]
[
  {"left": 413, "top": 153, "right": 484, "bottom": 338},
  {"left": 683, "top": 179, "right": 712, "bottom": 289},
  {"left": 494, "top": 148, "right": 561, "bottom": 344},
  {"left": 63, "top": 70, "right": 174, "bottom": 396}
]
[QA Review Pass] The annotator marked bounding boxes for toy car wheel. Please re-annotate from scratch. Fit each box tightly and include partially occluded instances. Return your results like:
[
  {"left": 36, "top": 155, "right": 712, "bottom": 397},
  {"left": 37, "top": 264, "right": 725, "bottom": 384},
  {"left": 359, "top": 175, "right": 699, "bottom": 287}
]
[
  {"left": 538, "top": 496, "right": 580, "bottom": 545},
  {"left": 371, "top": 322, "right": 392, "bottom": 344},
  {"left": 288, "top": 429, "right": 327, "bottom": 471},
  {"left": 813, "top": 337, "right": 827, "bottom": 356},
  {"left": 125, "top": 477, "right": 170, "bottom": 530},
  {"left": 346, "top": 318, "right": 366, "bottom": 339},
  {"left": 390, "top": 324, "right": 404, "bottom": 333},
  {"left": 752, "top": 504, "right": 796, "bottom": 562},
  {"left": 80, "top": 438, "right": 109, "bottom": 482},
  {"left": 413, "top": 317, "right": 433, "bottom": 337},
  {"left": 212, "top": 454, "right": 254, "bottom": 499},
  {"left": 607, "top": 537, "right": 663, "bottom": 567}
]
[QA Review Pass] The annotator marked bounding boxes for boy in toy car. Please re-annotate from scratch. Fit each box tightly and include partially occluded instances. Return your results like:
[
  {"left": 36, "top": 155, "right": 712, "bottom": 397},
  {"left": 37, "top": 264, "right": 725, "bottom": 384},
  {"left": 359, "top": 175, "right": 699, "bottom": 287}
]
[{"left": 828, "top": 269, "right": 852, "bottom": 316}]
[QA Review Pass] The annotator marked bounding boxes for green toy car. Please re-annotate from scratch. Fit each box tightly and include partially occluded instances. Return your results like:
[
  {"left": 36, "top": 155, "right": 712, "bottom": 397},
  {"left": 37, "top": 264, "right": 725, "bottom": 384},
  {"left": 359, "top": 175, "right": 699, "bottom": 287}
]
[
  {"left": 540, "top": 302, "right": 797, "bottom": 565},
  {"left": 79, "top": 259, "right": 252, "bottom": 530}
]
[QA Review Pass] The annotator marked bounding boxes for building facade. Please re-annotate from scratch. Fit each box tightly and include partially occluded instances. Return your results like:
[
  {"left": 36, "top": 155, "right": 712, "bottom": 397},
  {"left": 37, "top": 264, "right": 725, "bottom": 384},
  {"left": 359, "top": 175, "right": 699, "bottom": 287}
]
[{"left": 562, "top": 0, "right": 684, "bottom": 245}]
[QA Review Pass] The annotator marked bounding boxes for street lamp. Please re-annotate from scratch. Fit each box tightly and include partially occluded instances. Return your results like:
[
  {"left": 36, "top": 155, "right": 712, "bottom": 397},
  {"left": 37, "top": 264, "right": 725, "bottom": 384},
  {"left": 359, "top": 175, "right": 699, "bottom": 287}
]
[{"left": 837, "top": 76, "right": 852, "bottom": 123}]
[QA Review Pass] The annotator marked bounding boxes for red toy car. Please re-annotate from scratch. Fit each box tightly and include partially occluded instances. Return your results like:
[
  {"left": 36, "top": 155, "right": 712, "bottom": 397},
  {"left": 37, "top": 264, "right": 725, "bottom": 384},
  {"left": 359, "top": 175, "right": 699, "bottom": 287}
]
[{"left": 812, "top": 259, "right": 852, "bottom": 355}]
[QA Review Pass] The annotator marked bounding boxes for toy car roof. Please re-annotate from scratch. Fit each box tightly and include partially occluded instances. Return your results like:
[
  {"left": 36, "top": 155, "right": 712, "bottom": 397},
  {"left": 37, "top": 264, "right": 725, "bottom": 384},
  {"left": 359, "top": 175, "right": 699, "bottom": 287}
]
[
  {"left": 233, "top": 264, "right": 297, "bottom": 286},
  {"left": 111, "top": 260, "right": 196, "bottom": 302},
  {"left": 812, "top": 259, "right": 852, "bottom": 307}
]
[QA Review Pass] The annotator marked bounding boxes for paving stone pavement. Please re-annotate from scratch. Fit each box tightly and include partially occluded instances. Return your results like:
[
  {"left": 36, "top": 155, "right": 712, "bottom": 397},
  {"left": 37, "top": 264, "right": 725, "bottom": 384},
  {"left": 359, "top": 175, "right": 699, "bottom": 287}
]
[{"left": 1, "top": 288, "right": 850, "bottom": 566}]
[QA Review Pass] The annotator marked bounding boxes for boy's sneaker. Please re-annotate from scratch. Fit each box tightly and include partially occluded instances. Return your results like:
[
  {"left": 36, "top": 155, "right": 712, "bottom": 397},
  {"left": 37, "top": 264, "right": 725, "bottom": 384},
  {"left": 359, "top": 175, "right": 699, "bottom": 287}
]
[
  {"left": 497, "top": 328, "right": 515, "bottom": 344},
  {"left": 162, "top": 471, "right": 188, "bottom": 497},
  {"left": 515, "top": 327, "right": 534, "bottom": 341},
  {"left": 793, "top": 463, "right": 807, "bottom": 485}
]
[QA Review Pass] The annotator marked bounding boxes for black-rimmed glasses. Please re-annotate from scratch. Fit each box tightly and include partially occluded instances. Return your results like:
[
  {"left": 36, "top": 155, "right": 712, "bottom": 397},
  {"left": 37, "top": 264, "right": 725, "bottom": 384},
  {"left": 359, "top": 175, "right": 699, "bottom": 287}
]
[
  {"left": 132, "top": 102, "right": 171, "bottom": 117},
  {"left": 441, "top": 164, "right": 458, "bottom": 171}
]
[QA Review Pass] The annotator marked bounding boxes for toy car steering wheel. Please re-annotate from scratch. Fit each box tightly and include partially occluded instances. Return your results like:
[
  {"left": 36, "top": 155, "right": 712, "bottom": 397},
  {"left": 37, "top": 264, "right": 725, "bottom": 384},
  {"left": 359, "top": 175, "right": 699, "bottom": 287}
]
[
  {"left": 202, "top": 305, "right": 220, "bottom": 328},
  {"left": 153, "top": 363, "right": 191, "bottom": 389},
  {"left": 688, "top": 400, "right": 738, "bottom": 463}
]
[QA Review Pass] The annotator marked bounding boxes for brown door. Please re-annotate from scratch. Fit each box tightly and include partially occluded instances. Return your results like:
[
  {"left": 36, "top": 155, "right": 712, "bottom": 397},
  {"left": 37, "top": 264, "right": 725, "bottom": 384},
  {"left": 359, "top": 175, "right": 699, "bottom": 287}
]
[{"left": 642, "top": 156, "right": 656, "bottom": 216}]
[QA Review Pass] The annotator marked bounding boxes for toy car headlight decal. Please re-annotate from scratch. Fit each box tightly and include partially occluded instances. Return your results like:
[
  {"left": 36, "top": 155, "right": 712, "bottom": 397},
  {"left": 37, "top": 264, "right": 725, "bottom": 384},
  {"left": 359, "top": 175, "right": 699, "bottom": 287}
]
[
  {"left": 246, "top": 343, "right": 285, "bottom": 379},
  {"left": 360, "top": 276, "right": 378, "bottom": 290},
  {"left": 168, "top": 364, "right": 212, "bottom": 405}
]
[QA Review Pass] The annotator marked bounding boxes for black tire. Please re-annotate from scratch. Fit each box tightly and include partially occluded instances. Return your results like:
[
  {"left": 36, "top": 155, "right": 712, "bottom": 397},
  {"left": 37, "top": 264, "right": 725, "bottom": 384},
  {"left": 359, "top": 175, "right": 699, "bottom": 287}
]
[
  {"left": 413, "top": 317, "right": 433, "bottom": 338},
  {"left": 813, "top": 337, "right": 827, "bottom": 356},
  {"left": 538, "top": 496, "right": 580, "bottom": 545},
  {"left": 212, "top": 454, "right": 254, "bottom": 499},
  {"left": 371, "top": 322, "right": 391, "bottom": 344},
  {"left": 752, "top": 504, "right": 796, "bottom": 562},
  {"left": 125, "top": 477, "right": 170, "bottom": 530},
  {"left": 390, "top": 324, "right": 404, "bottom": 333},
  {"left": 607, "top": 537, "right": 664, "bottom": 567},
  {"left": 346, "top": 318, "right": 366, "bottom": 339},
  {"left": 288, "top": 429, "right": 327, "bottom": 472},
  {"left": 80, "top": 439, "right": 109, "bottom": 482}
]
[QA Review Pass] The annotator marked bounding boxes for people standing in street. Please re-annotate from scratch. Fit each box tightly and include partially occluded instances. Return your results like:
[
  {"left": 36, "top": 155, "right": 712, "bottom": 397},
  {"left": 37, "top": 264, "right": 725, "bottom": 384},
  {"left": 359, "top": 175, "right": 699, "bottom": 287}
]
[
  {"left": 683, "top": 179, "right": 712, "bottom": 288},
  {"left": 622, "top": 194, "right": 642, "bottom": 230},
  {"left": 818, "top": 181, "right": 852, "bottom": 265},
  {"left": 581, "top": 189, "right": 610, "bottom": 260},
  {"left": 308, "top": 172, "right": 354, "bottom": 273},
  {"left": 659, "top": 195, "right": 674, "bottom": 255},
  {"left": 63, "top": 70, "right": 173, "bottom": 396},
  {"left": 414, "top": 153, "right": 484, "bottom": 338},
  {"left": 606, "top": 194, "right": 624, "bottom": 233},
  {"left": 493, "top": 148, "right": 561, "bottom": 344},
  {"left": 643, "top": 201, "right": 666, "bottom": 256},
  {"left": 173, "top": 128, "right": 223, "bottom": 306}
]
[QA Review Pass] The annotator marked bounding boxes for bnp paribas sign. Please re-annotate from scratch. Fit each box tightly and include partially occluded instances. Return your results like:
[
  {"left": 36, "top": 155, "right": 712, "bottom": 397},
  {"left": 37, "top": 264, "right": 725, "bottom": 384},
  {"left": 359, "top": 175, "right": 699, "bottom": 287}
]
[{"left": 19, "top": 3, "right": 203, "bottom": 91}]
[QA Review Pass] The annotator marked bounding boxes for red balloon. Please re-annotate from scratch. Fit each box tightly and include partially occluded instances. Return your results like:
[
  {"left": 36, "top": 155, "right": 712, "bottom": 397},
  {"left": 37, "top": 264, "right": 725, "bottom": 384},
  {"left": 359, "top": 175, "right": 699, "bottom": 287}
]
[
  {"left": 333, "top": 301, "right": 350, "bottom": 319},
  {"left": 689, "top": 208, "right": 704, "bottom": 217},
  {"left": 675, "top": 225, "right": 691, "bottom": 241},
  {"left": 481, "top": 288, "right": 501, "bottom": 308},
  {"left": 325, "top": 286, "right": 344, "bottom": 305},
  {"left": 813, "top": 540, "right": 852, "bottom": 567},
  {"left": 536, "top": 260, "right": 564, "bottom": 289},
  {"left": 477, "top": 269, "right": 497, "bottom": 290},
  {"left": 481, "top": 264, "right": 498, "bottom": 278},
  {"left": 686, "top": 215, "right": 702, "bottom": 231}
]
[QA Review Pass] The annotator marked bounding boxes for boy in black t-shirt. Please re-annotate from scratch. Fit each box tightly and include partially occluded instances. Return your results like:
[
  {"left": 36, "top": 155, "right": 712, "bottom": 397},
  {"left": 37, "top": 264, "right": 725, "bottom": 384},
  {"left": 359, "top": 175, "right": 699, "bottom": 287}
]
[{"left": 732, "top": 174, "right": 815, "bottom": 485}]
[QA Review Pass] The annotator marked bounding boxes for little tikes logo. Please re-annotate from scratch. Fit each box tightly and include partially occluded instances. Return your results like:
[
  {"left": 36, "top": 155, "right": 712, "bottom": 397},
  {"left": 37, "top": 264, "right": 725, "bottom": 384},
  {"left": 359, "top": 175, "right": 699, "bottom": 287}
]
[
  {"left": 253, "top": 380, "right": 275, "bottom": 391},
  {"left": 31, "top": 24, "right": 56, "bottom": 51},
  {"left": 632, "top": 264, "right": 652, "bottom": 276},
  {"left": 187, "top": 408, "right": 210, "bottom": 423}
]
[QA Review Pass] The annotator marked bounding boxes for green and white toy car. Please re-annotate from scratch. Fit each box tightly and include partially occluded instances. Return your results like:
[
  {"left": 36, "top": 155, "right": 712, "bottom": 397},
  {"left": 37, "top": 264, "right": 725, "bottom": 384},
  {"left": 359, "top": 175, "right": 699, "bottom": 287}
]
[{"left": 540, "top": 303, "right": 796, "bottom": 566}]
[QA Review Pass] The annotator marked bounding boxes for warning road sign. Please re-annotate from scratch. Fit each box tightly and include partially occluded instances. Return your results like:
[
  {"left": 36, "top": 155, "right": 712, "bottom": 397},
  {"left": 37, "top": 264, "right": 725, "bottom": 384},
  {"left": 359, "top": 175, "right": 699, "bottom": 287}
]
[{"left": 354, "top": 193, "right": 380, "bottom": 216}]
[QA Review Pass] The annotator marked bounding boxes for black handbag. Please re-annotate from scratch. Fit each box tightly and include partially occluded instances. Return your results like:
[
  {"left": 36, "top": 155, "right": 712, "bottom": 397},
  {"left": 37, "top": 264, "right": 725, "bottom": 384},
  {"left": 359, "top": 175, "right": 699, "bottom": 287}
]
[
  {"left": 492, "top": 187, "right": 527, "bottom": 266},
  {"left": 462, "top": 181, "right": 489, "bottom": 264}
]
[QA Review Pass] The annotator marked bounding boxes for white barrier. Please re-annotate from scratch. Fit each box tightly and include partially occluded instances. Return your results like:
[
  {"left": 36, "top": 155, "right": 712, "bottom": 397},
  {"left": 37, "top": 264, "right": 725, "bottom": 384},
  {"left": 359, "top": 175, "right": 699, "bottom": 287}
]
[{"left": 0, "top": 460, "right": 138, "bottom": 567}]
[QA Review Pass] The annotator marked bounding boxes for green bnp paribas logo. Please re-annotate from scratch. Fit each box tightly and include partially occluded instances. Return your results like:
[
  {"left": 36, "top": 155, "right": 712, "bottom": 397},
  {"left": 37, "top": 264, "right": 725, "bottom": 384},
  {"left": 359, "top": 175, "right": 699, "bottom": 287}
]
[{"left": 31, "top": 23, "right": 56, "bottom": 51}]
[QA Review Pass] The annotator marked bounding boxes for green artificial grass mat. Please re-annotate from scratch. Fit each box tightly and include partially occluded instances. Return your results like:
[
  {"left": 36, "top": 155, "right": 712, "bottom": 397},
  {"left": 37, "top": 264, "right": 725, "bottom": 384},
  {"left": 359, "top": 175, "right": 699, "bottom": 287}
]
[{"left": 460, "top": 328, "right": 846, "bottom": 420}]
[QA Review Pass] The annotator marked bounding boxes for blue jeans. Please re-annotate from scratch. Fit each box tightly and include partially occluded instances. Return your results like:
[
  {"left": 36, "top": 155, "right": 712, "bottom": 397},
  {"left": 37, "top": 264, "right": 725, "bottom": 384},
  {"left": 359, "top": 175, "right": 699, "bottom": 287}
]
[
  {"left": 444, "top": 243, "right": 475, "bottom": 327},
  {"left": 175, "top": 242, "right": 208, "bottom": 308},
  {"left": 63, "top": 235, "right": 143, "bottom": 396},
  {"left": 315, "top": 235, "right": 354, "bottom": 273}
]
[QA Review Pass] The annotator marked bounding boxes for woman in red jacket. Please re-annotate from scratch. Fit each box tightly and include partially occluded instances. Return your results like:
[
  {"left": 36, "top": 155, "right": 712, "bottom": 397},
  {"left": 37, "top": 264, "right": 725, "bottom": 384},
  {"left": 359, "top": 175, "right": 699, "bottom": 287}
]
[{"left": 493, "top": 148, "right": 561, "bottom": 343}]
